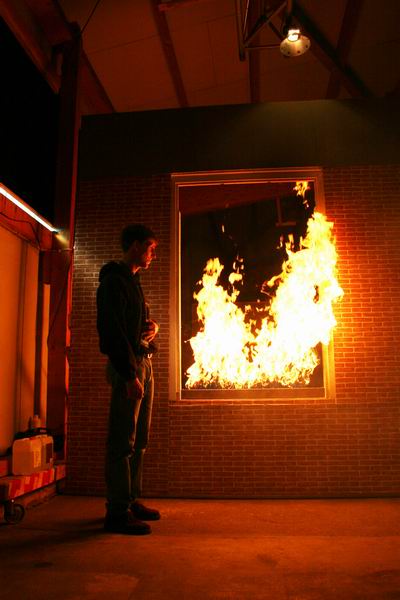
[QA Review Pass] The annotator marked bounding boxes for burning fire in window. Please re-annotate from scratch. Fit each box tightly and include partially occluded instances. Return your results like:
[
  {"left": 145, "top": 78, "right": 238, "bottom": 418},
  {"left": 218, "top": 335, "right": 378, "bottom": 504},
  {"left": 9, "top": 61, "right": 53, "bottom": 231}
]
[{"left": 184, "top": 183, "right": 343, "bottom": 389}]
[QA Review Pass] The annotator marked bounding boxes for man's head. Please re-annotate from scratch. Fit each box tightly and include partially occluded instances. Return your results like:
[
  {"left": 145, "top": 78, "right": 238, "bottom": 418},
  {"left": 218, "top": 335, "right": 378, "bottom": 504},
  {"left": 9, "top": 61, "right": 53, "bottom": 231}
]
[{"left": 121, "top": 224, "right": 157, "bottom": 272}]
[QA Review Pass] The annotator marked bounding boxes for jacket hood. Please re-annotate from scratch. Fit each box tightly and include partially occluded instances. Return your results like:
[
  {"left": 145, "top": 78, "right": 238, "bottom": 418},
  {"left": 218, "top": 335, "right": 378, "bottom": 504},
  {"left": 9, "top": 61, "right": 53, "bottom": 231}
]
[{"left": 99, "top": 261, "right": 134, "bottom": 282}]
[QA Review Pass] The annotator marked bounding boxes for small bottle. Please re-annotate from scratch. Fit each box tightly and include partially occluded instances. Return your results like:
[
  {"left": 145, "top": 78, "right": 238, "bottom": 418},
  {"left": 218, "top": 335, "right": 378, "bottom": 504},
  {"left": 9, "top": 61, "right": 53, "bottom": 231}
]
[{"left": 30, "top": 414, "right": 41, "bottom": 430}]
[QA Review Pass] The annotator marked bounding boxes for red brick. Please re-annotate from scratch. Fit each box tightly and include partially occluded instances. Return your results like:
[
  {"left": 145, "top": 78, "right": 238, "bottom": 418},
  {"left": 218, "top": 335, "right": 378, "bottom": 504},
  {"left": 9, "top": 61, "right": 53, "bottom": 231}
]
[{"left": 67, "top": 167, "right": 400, "bottom": 498}]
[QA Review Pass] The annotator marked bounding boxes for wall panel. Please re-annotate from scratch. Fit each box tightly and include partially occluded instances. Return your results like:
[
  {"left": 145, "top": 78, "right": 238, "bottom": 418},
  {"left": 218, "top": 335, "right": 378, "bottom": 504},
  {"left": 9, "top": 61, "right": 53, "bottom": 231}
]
[{"left": 0, "top": 225, "right": 39, "bottom": 453}]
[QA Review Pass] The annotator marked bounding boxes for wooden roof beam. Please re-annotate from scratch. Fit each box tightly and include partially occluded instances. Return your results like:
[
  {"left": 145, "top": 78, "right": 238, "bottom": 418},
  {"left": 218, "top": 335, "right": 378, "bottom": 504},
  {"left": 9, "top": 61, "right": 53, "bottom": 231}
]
[
  {"left": 4, "top": 0, "right": 114, "bottom": 113},
  {"left": 151, "top": 0, "right": 188, "bottom": 107},
  {"left": 292, "top": 0, "right": 371, "bottom": 98},
  {"left": 248, "top": 0, "right": 261, "bottom": 103},
  {"left": 47, "top": 0, "right": 115, "bottom": 114},
  {"left": 326, "top": 0, "right": 365, "bottom": 98},
  {"left": 0, "top": 0, "right": 60, "bottom": 92}
]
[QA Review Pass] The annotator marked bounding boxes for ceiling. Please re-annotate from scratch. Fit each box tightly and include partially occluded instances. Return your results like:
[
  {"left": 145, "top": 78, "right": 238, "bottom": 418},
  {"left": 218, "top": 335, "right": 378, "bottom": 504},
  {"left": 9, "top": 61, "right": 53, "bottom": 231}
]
[
  {"left": 6, "top": 0, "right": 400, "bottom": 115},
  {"left": 56, "top": 0, "right": 400, "bottom": 114}
]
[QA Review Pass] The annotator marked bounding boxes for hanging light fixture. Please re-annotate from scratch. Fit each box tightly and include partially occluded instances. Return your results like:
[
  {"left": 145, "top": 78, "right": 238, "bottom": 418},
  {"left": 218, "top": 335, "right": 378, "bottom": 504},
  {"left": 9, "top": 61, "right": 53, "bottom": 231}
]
[
  {"left": 234, "top": 0, "right": 311, "bottom": 60},
  {"left": 280, "top": 26, "right": 310, "bottom": 56},
  {"left": 279, "top": 1, "right": 310, "bottom": 58}
]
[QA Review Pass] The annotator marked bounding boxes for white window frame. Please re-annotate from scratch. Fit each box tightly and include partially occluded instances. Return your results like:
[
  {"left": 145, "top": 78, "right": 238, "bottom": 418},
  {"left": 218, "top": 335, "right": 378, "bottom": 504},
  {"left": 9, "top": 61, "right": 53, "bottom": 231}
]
[{"left": 170, "top": 167, "right": 337, "bottom": 403}]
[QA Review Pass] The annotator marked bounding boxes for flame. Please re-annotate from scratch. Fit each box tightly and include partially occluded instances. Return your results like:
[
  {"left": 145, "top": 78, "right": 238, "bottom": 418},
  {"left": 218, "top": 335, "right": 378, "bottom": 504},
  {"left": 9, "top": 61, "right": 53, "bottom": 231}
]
[
  {"left": 294, "top": 181, "right": 310, "bottom": 197},
  {"left": 185, "top": 211, "right": 343, "bottom": 389},
  {"left": 294, "top": 180, "right": 311, "bottom": 208}
]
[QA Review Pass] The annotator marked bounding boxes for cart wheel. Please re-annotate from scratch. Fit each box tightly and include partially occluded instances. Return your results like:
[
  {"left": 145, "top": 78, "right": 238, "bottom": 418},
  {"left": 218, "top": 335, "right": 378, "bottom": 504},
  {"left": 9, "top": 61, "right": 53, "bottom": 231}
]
[{"left": 4, "top": 501, "right": 25, "bottom": 524}]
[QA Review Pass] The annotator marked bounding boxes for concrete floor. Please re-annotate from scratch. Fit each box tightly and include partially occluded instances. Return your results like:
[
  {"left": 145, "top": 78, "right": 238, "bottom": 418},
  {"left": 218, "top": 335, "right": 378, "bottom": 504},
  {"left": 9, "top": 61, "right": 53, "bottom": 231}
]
[{"left": 0, "top": 496, "right": 399, "bottom": 600}]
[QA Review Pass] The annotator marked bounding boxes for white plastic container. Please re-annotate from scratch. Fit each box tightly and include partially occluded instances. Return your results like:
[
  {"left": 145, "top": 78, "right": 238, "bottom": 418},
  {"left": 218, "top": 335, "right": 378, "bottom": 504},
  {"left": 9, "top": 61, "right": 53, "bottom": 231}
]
[
  {"left": 39, "top": 434, "right": 54, "bottom": 469},
  {"left": 12, "top": 435, "right": 54, "bottom": 475}
]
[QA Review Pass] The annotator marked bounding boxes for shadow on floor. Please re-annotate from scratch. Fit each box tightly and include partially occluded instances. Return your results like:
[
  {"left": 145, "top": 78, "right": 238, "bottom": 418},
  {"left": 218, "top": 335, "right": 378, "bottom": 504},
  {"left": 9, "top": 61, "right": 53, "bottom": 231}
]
[{"left": 0, "top": 495, "right": 399, "bottom": 600}]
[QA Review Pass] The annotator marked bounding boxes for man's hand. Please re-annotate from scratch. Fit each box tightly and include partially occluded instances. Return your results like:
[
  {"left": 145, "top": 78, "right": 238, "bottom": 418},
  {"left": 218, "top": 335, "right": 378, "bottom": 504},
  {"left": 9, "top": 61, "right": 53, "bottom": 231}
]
[
  {"left": 142, "top": 319, "right": 159, "bottom": 343},
  {"left": 126, "top": 377, "right": 144, "bottom": 400}
]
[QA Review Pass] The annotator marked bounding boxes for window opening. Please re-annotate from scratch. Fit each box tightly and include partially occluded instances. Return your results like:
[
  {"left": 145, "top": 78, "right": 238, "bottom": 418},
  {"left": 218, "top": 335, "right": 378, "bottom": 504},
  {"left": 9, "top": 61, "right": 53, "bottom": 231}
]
[{"left": 173, "top": 170, "right": 340, "bottom": 401}]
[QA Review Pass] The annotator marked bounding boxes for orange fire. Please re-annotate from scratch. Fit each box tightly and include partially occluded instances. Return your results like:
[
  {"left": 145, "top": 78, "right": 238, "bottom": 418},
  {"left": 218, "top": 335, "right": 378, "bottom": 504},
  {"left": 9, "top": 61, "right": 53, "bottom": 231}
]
[{"left": 185, "top": 211, "right": 343, "bottom": 389}]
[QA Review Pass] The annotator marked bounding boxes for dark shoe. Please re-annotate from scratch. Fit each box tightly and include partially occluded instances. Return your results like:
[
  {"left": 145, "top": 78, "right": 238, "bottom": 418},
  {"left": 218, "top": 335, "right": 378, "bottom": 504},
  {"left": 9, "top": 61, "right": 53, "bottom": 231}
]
[
  {"left": 131, "top": 501, "right": 160, "bottom": 521},
  {"left": 104, "top": 511, "right": 151, "bottom": 535}
]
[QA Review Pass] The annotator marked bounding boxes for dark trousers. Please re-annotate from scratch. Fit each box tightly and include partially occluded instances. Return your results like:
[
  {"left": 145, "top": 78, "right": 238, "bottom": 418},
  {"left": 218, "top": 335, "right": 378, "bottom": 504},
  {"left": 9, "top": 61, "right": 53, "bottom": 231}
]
[{"left": 105, "top": 357, "right": 154, "bottom": 515}]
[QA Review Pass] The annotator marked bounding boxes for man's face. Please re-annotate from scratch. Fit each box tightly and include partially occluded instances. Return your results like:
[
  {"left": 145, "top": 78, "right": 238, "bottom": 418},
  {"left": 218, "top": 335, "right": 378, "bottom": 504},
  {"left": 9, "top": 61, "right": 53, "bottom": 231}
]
[{"left": 135, "top": 238, "right": 157, "bottom": 269}]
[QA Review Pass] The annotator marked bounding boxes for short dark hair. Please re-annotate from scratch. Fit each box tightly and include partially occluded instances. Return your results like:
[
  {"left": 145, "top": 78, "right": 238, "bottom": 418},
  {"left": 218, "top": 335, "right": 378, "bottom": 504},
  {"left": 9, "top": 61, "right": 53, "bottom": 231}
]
[{"left": 121, "top": 224, "right": 157, "bottom": 252}]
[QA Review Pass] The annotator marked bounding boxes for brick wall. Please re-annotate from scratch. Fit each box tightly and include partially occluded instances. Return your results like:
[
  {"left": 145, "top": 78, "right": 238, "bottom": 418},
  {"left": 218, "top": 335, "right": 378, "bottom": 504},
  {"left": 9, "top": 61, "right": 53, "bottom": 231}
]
[
  {"left": 67, "top": 165, "right": 400, "bottom": 497},
  {"left": 67, "top": 175, "right": 171, "bottom": 495}
]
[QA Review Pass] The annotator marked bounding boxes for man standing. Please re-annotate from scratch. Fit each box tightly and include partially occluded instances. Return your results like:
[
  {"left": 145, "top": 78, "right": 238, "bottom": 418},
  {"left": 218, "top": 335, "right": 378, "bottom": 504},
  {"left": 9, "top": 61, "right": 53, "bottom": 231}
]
[{"left": 96, "top": 224, "right": 160, "bottom": 535}]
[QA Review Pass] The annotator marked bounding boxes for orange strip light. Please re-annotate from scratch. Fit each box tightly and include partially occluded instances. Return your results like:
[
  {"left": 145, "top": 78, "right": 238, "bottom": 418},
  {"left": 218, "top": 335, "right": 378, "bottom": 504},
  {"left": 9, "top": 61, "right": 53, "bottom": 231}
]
[{"left": 0, "top": 183, "right": 58, "bottom": 232}]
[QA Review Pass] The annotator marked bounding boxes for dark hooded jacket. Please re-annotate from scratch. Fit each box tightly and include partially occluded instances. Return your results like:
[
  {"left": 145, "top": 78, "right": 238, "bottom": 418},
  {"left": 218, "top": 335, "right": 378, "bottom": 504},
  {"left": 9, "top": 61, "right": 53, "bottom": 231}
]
[{"left": 96, "top": 261, "right": 149, "bottom": 381}]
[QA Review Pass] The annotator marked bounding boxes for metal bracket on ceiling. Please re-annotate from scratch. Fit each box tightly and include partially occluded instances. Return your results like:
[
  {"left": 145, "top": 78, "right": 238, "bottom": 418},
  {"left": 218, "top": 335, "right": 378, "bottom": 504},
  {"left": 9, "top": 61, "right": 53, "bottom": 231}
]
[{"left": 235, "top": 0, "right": 287, "bottom": 60}]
